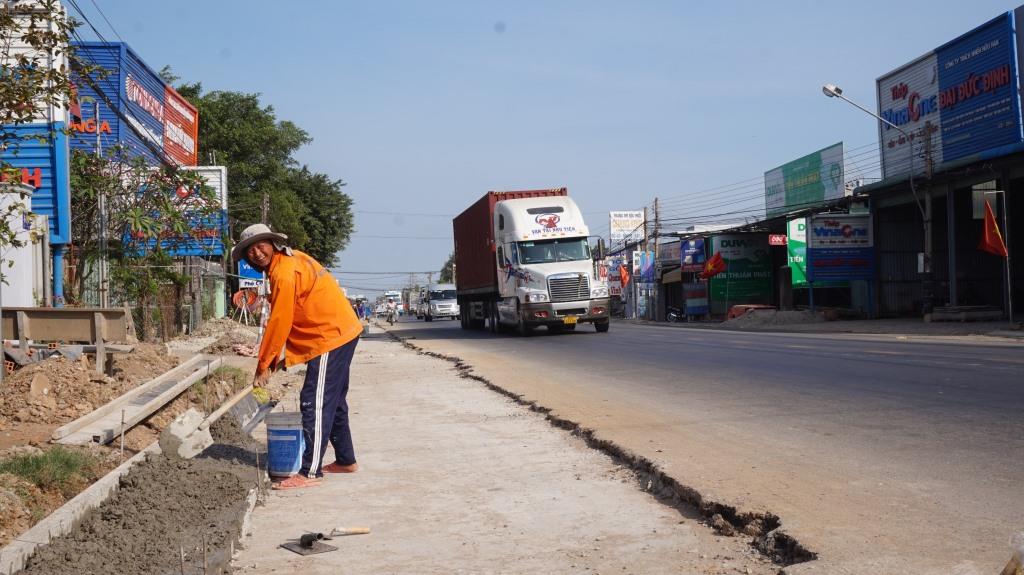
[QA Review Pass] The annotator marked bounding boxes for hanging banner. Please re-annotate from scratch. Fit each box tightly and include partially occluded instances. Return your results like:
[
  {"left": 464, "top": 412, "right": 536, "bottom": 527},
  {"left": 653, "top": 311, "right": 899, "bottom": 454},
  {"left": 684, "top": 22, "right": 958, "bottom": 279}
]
[
  {"left": 787, "top": 218, "right": 808, "bottom": 287},
  {"left": 683, "top": 282, "right": 709, "bottom": 316}
]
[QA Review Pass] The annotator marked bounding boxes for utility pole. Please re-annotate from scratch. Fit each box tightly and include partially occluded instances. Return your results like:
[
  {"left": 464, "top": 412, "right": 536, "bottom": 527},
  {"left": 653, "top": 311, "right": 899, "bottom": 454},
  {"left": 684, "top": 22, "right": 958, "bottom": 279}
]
[
  {"left": 921, "top": 126, "right": 934, "bottom": 314},
  {"left": 260, "top": 192, "right": 269, "bottom": 225},
  {"left": 96, "top": 101, "right": 109, "bottom": 308},
  {"left": 653, "top": 198, "right": 660, "bottom": 322}
]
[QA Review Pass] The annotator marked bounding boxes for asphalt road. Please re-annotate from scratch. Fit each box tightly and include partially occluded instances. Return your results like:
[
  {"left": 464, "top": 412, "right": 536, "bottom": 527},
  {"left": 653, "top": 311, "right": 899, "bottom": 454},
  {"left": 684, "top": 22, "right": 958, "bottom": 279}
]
[{"left": 387, "top": 317, "right": 1024, "bottom": 574}]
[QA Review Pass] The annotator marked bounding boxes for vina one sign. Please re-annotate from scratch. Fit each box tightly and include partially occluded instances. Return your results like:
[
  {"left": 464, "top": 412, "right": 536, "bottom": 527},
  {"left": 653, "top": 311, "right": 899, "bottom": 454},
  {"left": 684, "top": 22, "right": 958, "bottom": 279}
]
[
  {"left": 806, "top": 214, "right": 873, "bottom": 282},
  {"left": 876, "top": 11, "right": 1023, "bottom": 179}
]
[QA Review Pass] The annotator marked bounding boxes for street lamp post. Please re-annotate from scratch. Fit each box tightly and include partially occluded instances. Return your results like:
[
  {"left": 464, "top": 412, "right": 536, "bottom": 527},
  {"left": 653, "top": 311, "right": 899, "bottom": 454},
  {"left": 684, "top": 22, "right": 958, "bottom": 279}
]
[{"left": 822, "top": 83, "right": 934, "bottom": 315}]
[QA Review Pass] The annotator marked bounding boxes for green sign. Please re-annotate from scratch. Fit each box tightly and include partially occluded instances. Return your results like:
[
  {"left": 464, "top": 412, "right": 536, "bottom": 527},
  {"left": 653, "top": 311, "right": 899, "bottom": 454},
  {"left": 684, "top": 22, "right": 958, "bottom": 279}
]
[
  {"left": 765, "top": 142, "right": 844, "bottom": 217},
  {"left": 787, "top": 218, "right": 807, "bottom": 287},
  {"left": 709, "top": 234, "right": 771, "bottom": 314}
]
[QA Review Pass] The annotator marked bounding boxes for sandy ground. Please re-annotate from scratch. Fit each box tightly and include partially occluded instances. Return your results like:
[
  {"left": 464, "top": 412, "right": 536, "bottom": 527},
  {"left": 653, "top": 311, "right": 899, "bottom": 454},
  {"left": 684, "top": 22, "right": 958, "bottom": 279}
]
[{"left": 233, "top": 330, "right": 779, "bottom": 574}]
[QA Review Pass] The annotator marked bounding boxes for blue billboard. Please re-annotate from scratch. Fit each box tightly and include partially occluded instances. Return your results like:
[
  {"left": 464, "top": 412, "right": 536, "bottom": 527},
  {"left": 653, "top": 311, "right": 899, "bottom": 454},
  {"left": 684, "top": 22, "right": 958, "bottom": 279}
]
[
  {"left": 0, "top": 123, "right": 72, "bottom": 245},
  {"left": 877, "top": 12, "right": 1024, "bottom": 178}
]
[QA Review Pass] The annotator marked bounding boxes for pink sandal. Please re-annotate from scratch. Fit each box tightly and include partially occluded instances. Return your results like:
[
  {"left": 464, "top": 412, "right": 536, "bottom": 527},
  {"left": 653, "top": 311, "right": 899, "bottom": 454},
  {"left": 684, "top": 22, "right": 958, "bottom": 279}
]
[{"left": 272, "top": 474, "right": 323, "bottom": 490}]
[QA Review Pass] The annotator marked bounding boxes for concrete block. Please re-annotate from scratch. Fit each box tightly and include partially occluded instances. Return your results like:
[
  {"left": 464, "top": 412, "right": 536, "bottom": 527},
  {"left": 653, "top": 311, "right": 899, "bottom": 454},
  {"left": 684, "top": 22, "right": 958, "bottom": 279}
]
[{"left": 159, "top": 408, "right": 212, "bottom": 459}]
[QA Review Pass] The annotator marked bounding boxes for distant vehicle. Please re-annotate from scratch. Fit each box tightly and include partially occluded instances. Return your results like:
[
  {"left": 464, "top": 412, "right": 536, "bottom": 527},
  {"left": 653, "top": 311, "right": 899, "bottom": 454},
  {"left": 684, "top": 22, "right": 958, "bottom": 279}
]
[
  {"left": 421, "top": 283, "right": 459, "bottom": 321},
  {"left": 453, "top": 188, "right": 610, "bottom": 335},
  {"left": 383, "top": 290, "right": 403, "bottom": 316}
]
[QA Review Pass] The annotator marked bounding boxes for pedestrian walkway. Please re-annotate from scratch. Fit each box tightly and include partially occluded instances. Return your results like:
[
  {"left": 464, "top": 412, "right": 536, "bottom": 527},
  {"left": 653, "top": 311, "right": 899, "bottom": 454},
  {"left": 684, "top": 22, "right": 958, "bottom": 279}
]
[{"left": 232, "top": 332, "right": 778, "bottom": 574}]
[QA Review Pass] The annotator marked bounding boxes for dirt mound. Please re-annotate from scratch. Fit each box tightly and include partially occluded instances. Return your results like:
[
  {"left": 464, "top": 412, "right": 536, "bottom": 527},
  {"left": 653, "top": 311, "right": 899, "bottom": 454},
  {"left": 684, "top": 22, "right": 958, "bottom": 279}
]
[
  {"left": 0, "top": 473, "right": 49, "bottom": 546},
  {"left": 0, "top": 345, "right": 178, "bottom": 427},
  {"left": 723, "top": 309, "right": 824, "bottom": 328},
  {"left": 21, "top": 419, "right": 260, "bottom": 575},
  {"left": 201, "top": 330, "right": 257, "bottom": 355},
  {"left": 109, "top": 343, "right": 178, "bottom": 386}
]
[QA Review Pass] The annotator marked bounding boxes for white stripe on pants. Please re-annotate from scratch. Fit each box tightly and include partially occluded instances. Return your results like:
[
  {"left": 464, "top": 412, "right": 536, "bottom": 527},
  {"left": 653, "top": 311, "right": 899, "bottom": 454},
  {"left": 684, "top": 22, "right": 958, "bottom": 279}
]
[{"left": 308, "top": 349, "right": 329, "bottom": 476}]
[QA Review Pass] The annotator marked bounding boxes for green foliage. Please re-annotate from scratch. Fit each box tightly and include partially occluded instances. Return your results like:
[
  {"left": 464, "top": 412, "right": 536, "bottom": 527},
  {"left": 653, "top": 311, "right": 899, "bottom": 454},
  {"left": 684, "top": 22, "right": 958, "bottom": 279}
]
[
  {"left": 0, "top": 447, "right": 101, "bottom": 499},
  {"left": 68, "top": 147, "right": 219, "bottom": 305},
  {"left": 440, "top": 252, "right": 455, "bottom": 283},
  {"left": 172, "top": 80, "right": 353, "bottom": 266}
]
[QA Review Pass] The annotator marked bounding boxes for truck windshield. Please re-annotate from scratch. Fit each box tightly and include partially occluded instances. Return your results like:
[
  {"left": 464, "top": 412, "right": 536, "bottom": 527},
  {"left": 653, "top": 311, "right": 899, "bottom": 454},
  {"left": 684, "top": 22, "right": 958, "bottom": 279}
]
[
  {"left": 517, "top": 239, "right": 591, "bottom": 264},
  {"left": 429, "top": 290, "right": 457, "bottom": 300}
]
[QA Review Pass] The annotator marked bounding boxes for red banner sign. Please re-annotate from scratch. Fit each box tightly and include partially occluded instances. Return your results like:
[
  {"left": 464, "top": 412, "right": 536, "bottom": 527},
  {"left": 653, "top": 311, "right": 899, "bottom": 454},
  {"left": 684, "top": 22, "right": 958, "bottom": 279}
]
[{"left": 769, "top": 234, "right": 787, "bottom": 246}]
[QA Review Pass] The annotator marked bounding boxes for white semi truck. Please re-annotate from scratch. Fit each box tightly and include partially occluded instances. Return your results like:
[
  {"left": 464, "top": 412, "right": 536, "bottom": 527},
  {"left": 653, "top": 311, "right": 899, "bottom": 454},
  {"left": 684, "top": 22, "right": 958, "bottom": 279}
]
[{"left": 453, "top": 188, "right": 610, "bottom": 335}]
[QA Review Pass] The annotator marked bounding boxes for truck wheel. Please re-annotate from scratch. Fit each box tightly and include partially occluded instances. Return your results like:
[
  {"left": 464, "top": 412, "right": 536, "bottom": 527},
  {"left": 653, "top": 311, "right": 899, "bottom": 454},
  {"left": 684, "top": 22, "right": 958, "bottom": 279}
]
[
  {"left": 460, "top": 310, "right": 468, "bottom": 329},
  {"left": 488, "top": 302, "right": 499, "bottom": 333},
  {"left": 595, "top": 320, "right": 610, "bottom": 333}
]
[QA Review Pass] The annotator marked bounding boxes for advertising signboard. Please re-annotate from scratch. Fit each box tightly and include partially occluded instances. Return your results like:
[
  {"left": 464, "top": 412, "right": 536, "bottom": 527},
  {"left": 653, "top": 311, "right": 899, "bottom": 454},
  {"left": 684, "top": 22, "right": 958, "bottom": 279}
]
[
  {"left": 71, "top": 42, "right": 200, "bottom": 166},
  {"left": 681, "top": 238, "right": 706, "bottom": 272},
  {"left": 876, "top": 12, "right": 1022, "bottom": 179},
  {"left": 163, "top": 86, "right": 199, "bottom": 166},
  {"left": 765, "top": 142, "right": 844, "bottom": 218},
  {"left": 0, "top": 124, "right": 71, "bottom": 245},
  {"left": 787, "top": 218, "right": 808, "bottom": 287},
  {"left": 806, "top": 214, "right": 874, "bottom": 282},
  {"left": 709, "top": 234, "right": 771, "bottom": 314},
  {"left": 658, "top": 241, "right": 680, "bottom": 264},
  {"left": 683, "top": 282, "right": 709, "bottom": 316},
  {"left": 610, "top": 211, "right": 644, "bottom": 244},
  {"left": 238, "top": 259, "right": 264, "bottom": 289}
]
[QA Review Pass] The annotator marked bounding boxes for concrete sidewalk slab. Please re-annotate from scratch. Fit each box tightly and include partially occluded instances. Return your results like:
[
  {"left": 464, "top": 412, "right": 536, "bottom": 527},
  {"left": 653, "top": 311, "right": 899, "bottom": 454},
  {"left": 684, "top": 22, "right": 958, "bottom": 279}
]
[{"left": 233, "top": 336, "right": 777, "bottom": 574}]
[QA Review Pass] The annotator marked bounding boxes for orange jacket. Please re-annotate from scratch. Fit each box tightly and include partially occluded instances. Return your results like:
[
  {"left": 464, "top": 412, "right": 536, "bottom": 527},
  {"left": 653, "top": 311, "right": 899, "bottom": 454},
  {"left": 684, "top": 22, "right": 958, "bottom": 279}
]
[{"left": 257, "top": 249, "right": 361, "bottom": 372}]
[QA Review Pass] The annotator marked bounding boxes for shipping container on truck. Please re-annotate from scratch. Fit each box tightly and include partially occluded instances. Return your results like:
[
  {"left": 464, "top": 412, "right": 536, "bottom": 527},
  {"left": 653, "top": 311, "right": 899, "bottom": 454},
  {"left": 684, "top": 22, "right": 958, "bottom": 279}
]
[{"left": 452, "top": 188, "right": 611, "bottom": 335}]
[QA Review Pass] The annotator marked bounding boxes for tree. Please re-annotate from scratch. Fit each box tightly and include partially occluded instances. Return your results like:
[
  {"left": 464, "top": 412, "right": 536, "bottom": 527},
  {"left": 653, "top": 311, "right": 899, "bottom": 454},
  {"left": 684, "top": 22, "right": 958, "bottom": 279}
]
[
  {"left": 173, "top": 84, "right": 310, "bottom": 243},
  {"left": 68, "top": 146, "right": 220, "bottom": 336},
  {"left": 288, "top": 166, "right": 353, "bottom": 266},
  {"left": 440, "top": 252, "right": 455, "bottom": 283}
]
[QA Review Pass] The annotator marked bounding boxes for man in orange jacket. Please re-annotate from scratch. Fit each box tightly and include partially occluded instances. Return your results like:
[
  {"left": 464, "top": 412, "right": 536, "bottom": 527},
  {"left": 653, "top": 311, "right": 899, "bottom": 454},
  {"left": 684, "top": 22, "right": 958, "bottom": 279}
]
[{"left": 233, "top": 224, "right": 364, "bottom": 490}]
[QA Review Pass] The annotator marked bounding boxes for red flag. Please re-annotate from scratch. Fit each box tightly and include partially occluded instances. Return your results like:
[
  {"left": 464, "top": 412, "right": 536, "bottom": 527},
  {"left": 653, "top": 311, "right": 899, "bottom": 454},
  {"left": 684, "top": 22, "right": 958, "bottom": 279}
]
[
  {"left": 978, "top": 200, "right": 1008, "bottom": 257},
  {"left": 699, "top": 252, "right": 726, "bottom": 279},
  {"left": 619, "top": 264, "right": 631, "bottom": 287}
]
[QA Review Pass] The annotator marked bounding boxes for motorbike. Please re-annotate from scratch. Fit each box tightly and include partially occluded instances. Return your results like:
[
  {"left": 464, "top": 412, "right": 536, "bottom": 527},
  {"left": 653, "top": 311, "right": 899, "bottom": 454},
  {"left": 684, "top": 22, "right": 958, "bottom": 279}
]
[
  {"left": 386, "top": 309, "right": 397, "bottom": 325},
  {"left": 666, "top": 306, "right": 684, "bottom": 323}
]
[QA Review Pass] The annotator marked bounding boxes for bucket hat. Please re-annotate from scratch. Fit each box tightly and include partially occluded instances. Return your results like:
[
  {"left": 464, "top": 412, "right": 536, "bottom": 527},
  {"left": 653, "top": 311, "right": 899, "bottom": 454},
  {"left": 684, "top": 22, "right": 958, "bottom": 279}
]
[{"left": 231, "top": 223, "right": 288, "bottom": 264}]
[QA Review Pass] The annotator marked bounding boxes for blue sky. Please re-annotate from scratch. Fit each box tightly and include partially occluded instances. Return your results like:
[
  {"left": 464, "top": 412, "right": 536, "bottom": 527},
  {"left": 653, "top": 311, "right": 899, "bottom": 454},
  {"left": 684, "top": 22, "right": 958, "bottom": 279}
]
[{"left": 77, "top": 1, "right": 1017, "bottom": 295}]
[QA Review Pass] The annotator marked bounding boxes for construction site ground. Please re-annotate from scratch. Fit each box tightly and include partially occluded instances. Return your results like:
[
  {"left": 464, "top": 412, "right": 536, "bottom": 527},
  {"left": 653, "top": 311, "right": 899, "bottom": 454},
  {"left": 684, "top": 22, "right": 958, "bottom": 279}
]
[
  {"left": 234, "top": 329, "right": 779, "bottom": 575},
  {"left": 0, "top": 318, "right": 258, "bottom": 551}
]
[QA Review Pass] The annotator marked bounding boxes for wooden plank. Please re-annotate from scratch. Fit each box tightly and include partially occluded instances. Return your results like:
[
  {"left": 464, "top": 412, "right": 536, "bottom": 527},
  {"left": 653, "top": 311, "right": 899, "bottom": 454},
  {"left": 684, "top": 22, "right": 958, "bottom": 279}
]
[
  {"left": 0, "top": 307, "right": 131, "bottom": 344},
  {"left": 51, "top": 355, "right": 219, "bottom": 441},
  {"left": 16, "top": 311, "right": 28, "bottom": 356},
  {"left": 93, "top": 313, "right": 106, "bottom": 375}
]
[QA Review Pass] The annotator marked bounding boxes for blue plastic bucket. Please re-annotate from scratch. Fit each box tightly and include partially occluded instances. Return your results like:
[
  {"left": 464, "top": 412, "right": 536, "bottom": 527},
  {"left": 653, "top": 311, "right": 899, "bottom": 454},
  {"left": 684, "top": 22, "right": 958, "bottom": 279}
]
[{"left": 266, "top": 412, "right": 304, "bottom": 478}]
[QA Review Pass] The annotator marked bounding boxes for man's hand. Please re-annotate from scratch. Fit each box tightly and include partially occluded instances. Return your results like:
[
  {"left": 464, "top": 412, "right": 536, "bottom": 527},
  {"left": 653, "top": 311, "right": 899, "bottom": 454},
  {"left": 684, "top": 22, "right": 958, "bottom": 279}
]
[{"left": 253, "top": 368, "right": 271, "bottom": 388}]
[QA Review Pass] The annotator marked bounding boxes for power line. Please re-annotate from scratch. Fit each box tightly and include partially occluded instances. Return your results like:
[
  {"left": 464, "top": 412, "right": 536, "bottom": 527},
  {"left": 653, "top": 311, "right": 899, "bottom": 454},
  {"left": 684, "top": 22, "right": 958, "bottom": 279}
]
[{"left": 87, "top": 0, "right": 123, "bottom": 43}]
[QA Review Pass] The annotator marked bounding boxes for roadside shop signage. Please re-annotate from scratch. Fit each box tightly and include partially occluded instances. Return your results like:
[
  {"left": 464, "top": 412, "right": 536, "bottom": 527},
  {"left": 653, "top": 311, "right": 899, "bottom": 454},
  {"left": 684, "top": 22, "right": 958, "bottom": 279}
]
[
  {"left": 806, "top": 214, "right": 874, "bottom": 282},
  {"left": 709, "top": 234, "right": 771, "bottom": 314},
  {"left": 764, "top": 142, "right": 844, "bottom": 218},
  {"left": 769, "top": 234, "right": 787, "bottom": 246},
  {"left": 71, "top": 42, "right": 199, "bottom": 166},
  {"left": 683, "top": 282, "right": 709, "bottom": 316},
  {"left": 876, "top": 11, "right": 1023, "bottom": 179},
  {"left": 610, "top": 211, "right": 644, "bottom": 244},
  {"left": 238, "top": 259, "right": 264, "bottom": 289},
  {"left": 0, "top": 123, "right": 71, "bottom": 244},
  {"left": 681, "top": 238, "right": 706, "bottom": 272}
]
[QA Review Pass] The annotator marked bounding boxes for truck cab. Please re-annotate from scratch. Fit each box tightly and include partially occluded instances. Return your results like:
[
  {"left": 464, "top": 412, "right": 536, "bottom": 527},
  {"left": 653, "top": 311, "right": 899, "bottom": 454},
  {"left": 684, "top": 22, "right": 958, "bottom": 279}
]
[
  {"left": 422, "top": 283, "right": 459, "bottom": 321},
  {"left": 493, "top": 196, "right": 610, "bottom": 333}
]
